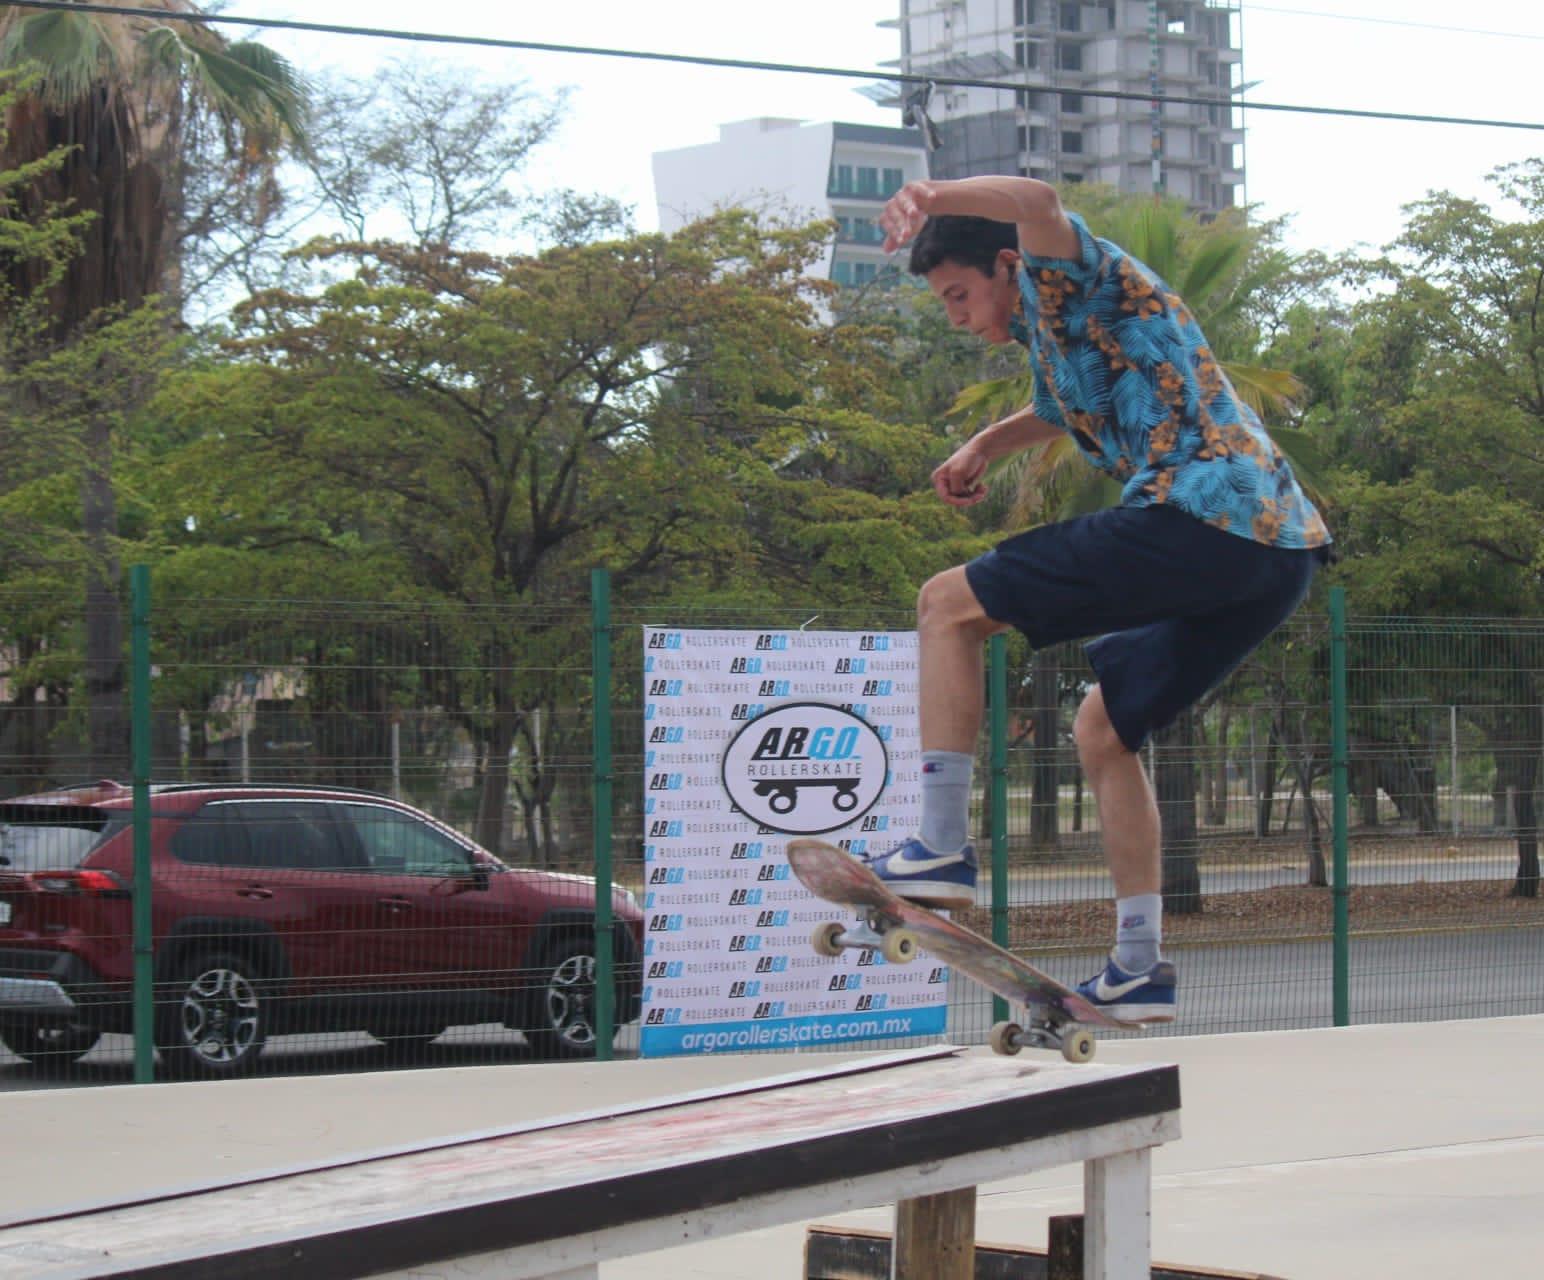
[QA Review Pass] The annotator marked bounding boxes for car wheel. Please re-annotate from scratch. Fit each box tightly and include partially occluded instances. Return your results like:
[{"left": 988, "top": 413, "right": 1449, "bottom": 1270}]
[
  {"left": 157, "top": 950, "right": 268, "bottom": 1078},
  {"left": 0, "top": 1019, "right": 101, "bottom": 1069},
  {"left": 525, "top": 938, "right": 604, "bottom": 1060}
]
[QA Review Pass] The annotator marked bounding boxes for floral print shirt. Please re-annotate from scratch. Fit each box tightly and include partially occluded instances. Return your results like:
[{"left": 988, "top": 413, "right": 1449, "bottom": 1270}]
[{"left": 1008, "top": 213, "right": 1331, "bottom": 551}]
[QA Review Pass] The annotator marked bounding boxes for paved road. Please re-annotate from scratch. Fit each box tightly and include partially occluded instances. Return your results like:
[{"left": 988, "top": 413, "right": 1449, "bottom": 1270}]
[
  {"left": 986, "top": 853, "right": 1519, "bottom": 906},
  {"left": 4, "top": 928, "right": 1539, "bottom": 1089},
  {"left": 946, "top": 927, "right": 1544, "bottom": 1045}
]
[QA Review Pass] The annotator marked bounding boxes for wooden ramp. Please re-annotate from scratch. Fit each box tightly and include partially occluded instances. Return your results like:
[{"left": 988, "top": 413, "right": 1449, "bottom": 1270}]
[{"left": 0, "top": 1047, "right": 1180, "bottom": 1280}]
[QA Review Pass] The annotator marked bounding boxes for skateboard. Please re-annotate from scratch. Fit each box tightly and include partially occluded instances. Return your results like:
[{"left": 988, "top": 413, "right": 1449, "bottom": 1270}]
[{"left": 787, "top": 837, "right": 1136, "bottom": 1063}]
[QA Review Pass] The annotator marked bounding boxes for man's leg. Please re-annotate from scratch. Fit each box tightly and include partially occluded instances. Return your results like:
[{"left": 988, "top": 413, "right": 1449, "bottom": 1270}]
[
  {"left": 1073, "top": 685, "right": 1159, "bottom": 899},
  {"left": 869, "top": 566, "right": 1006, "bottom": 906},
  {"left": 917, "top": 566, "right": 1007, "bottom": 754},
  {"left": 1072, "top": 685, "right": 1175, "bottom": 1020}
]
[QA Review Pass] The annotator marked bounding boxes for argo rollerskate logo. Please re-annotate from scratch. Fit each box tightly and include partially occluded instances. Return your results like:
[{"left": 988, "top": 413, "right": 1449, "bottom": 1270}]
[{"left": 720, "top": 702, "right": 888, "bottom": 835}]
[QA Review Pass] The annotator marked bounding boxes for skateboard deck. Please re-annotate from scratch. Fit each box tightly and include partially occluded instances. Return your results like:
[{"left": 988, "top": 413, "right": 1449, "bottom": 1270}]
[{"left": 787, "top": 837, "right": 1137, "bottom": 1062}]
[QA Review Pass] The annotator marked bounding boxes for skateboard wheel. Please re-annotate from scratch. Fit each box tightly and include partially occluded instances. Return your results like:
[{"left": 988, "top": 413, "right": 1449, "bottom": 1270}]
[
  {"left": 880, "top": 928, "right": 918, "bottom": 965},
  {"left": 1061, "top": 1029, "right": 1097, "bottom": 1064},
  {"left": 811, "top": 922, "right": 846, "bottom": 958},
  {"left": 989, "top": 1020, "right": 1024, "bottom": 1057}
]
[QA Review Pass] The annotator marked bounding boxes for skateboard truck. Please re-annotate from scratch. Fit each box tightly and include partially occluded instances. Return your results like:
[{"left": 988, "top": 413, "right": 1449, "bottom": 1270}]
[
  {"left": 990, "top": 1014, "right": 1097, "bottom": 1065},
  {"left": 811, "top": 914, "right": 919, "bottom": 966}
]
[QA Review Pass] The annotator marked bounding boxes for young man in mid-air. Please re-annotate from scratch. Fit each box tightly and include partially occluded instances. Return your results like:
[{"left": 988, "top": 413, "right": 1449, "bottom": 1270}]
[{"left": 868, "top": 176, "right": 1330, "bottom": 1024}]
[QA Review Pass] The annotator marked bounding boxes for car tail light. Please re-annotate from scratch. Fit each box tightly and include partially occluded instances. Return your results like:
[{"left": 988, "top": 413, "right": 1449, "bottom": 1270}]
[{"left": 29, "top": 869, "right": 127, "bottom": 896}]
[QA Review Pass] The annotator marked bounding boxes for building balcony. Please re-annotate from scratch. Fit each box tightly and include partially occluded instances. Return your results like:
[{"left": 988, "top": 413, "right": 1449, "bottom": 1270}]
[{"left": 835, "top": 227, "right": 887, "bottom": 247}]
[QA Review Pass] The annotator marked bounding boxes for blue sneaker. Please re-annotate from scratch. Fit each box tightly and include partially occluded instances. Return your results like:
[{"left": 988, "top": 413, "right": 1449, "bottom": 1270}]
[
  {"left": 1075, "top": 951, "right": 1178, "bottom": 1024},
  {"left": 868, "top": 838, "right": 978, "bottom": 908}
]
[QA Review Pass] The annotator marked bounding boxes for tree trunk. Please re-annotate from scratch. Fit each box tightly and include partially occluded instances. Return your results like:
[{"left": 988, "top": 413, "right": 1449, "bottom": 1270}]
[
  {"left": 1206, "top": 703, "right": 1231, "bottom": 826},
  {"left": 1292, "top": 748, "right": 1327, "bottom": 886},
  {"left": 475, "top": 643, "right": 518, "bottom": 856},
  {"left": 1155, "top": 709, "right": 1201, "bottom": 915},
  {"left": 1504, "top": 699, "right": 1542, "bottom": 899},
  {"left": 517, "top": 790, "right": 541, "bottom": 866},
  {"left": 1352, "top": 754, "right": 1380, "bottom": 827},
  {"left": 81, "top": 414, "right": 126, "bottom": 781},
  {"left": 1255, "top": 718, "right": 1278, "bottom": 837},
  {"left": 1029, "top": 649, "right": 1060, "bottom": 849},
  {"left": 476, "top": 716, "right": 515, "bottom": 857}
]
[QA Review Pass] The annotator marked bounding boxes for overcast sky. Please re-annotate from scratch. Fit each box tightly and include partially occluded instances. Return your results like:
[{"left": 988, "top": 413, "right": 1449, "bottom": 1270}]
[{"left": 243, "top": 0, "right": 1542, "bottom": 257}]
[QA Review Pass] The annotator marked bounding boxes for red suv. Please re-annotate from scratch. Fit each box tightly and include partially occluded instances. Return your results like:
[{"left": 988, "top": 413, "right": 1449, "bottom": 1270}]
[{"left": 0, "top": 782, "right": 642, "bottom": 1077}]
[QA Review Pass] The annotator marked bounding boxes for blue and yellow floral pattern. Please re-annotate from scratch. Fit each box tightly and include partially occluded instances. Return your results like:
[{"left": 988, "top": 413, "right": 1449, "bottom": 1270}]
[{"left": 1008, "top": 213, "right": 1331, "bottom": 551}]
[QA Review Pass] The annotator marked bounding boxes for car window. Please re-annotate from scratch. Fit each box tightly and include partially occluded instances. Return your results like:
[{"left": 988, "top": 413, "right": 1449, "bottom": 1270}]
[
  {"left": 341, "top": 804, "right": 475, "bottom": 877},
  {"left": 0, "top": 807, "right": 127, "bottom": 872},
  {"left": 227, "top": 801, "right": 357, "bottom": 872},
  {"left": 171, "top": 802, "right": 252, "bottom": 867}
]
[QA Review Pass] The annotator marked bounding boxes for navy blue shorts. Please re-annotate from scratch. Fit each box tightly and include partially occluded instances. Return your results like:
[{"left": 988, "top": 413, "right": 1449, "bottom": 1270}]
[{"left": 964, "top": 505, "right": 1322, "bottom": 752}]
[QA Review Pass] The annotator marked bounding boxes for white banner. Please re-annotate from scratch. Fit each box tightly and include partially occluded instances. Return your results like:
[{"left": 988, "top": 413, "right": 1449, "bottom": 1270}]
[{"left": 639, "top": 627, "right": 949, "bottom": 1057}]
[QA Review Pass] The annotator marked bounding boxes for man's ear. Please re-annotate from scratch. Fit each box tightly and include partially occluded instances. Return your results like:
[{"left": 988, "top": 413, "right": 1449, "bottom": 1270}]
[{"left": 996, "top": 248, "right": 1021, "bottom": 277}]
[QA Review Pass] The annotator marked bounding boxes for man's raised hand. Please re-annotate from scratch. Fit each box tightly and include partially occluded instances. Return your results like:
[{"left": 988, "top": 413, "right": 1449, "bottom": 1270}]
[{"left": 880, "top": 180, "right": 938, "bottom": 253}]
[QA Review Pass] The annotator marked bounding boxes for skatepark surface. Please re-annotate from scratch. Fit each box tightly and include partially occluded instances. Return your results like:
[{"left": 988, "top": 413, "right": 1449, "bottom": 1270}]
[{"left": 4, "top": 1015, "right": 1540, "bottom": 1279}]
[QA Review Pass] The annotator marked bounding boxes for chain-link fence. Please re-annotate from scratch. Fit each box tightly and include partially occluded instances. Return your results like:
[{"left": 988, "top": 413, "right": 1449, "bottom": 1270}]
[
  {"left": 1, "top": 578, "right": 1540, "bottom": 1078},
  {"left": 946, "top": 612, "right": 1544, "bottom": 1045},
  {"left": 0, "top": 589, "right": 637, "bottom": 1078}
]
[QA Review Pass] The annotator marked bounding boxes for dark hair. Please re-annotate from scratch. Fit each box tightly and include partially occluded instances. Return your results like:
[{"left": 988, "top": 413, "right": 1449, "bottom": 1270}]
[{"left": 907, "top": 215, "right": 1018, "bottom": 276}]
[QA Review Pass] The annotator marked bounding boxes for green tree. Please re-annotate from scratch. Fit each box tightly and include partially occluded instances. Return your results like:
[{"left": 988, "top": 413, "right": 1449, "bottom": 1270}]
[
  {"left": 149, "top": 212, "right": 972, "bottom": 856},
  {"left": 0, "top": 0, "right": 305, "bottom": 776},
  {"left": 0, "top": 66, "right": 95, "bottom": 795},
  {"left": 1319, "top": 160, "right": 1544, "bottom": 895}
]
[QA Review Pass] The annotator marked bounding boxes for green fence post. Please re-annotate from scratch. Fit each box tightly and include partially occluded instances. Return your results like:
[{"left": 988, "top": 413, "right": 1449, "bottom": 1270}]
[
  {"left": 1329, "top": 587, "right": 1350, "bottom": 1027},
  {"left": 129, "top": 564, "right": 155, "bottom": 1083},
  {"left": 988, "top": 633, "right": 1009, "bottom": 1026},
  {"left": 591, "top": 569, "right": 616, "bottom": 1060}
]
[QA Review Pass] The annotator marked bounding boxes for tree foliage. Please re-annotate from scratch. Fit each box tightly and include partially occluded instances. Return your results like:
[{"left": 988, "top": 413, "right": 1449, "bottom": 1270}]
[
  {"left": 141, "top": 211, "right": 974, "bottom": 850},
  {"left": 1318, "top": 161, "right": 1544, "bottom": 616}
]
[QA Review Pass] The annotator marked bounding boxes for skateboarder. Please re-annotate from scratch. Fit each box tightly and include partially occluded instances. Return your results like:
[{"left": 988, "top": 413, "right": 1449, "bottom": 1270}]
[{"left": 868, "top": 175, "right": 1331, "bottom": 1024}]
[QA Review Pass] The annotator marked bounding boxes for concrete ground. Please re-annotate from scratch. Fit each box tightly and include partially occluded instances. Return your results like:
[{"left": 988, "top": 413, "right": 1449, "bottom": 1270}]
[{"left": 3, "top": 1016, "right": 1540, "bottom": 1279}]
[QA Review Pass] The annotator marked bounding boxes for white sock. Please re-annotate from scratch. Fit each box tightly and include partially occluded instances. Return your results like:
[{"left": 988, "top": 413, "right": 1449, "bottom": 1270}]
[
  {"left": 1114, "top": 894, "right": 1162, "bottom": 972},
  {"left": 918, "top": 750, "right": 973, "bottom": 854}
]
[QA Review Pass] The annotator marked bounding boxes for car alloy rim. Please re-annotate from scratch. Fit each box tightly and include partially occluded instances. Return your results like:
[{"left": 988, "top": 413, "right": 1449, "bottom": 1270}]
[
  {"left": 180, "top": 968, "right": 260, "bottom": 1064},
  {"left": 545, "top": 953, "right": 597, "bottom": 1048}
]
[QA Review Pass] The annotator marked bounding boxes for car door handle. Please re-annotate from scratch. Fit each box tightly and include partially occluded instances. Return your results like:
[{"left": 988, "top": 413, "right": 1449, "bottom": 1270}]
[
  {"left": 378, "top": 897, "right": 413, "bottom": 912},
  {"left": 237, "top": 885, "right": 274, "bottom": 900}
]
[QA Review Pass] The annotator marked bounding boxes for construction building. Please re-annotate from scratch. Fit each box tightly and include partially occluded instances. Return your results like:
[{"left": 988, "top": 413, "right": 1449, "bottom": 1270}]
[{"left": 877, "top": 0, "right": 1246, "bottom": 212}]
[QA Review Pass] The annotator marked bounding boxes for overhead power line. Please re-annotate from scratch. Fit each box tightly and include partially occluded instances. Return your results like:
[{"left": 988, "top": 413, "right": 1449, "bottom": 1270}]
[
  {"left": 0, "top": 0, "right": 1541, "bottom": 133},
  {"left": 1247, "top": 5, "right": 1544, "bottom": 43}
]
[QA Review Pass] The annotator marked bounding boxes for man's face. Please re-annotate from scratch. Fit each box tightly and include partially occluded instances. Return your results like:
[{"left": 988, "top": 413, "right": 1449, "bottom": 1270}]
[{"left": 925, "top": 250, "right": 1021, "bottom": 344}]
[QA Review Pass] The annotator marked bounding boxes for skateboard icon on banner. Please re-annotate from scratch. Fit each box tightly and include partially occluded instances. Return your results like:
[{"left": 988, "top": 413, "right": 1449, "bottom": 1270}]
[
  {"left": 721, "top": 703, "right": 888, "bottom": 835},
  {"left": 752, "top": 776, "right": 863, "bottom": 816}
]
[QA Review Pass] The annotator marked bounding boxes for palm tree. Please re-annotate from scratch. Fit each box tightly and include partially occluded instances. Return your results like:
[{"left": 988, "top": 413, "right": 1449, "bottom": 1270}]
[{"left": 0, "top": 0, "right": 306, "bottom": 776}]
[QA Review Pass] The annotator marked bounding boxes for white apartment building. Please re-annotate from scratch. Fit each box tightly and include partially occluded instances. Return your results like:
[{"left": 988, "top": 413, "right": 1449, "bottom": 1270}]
[
  {"left": 652, "top": 118, "right": 930, "bottom": 289},
  {"left": 886, "top": 0, "right": 1246, "bottom": 211}
]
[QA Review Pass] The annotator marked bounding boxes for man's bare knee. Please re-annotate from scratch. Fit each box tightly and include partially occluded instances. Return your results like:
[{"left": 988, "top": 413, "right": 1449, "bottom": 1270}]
[
  {"left": 917, "top": 568, "right": 1002, "bottom": 643},
  {"left": 1074, "top": 687, "right": 1130, "bottom": 770}
]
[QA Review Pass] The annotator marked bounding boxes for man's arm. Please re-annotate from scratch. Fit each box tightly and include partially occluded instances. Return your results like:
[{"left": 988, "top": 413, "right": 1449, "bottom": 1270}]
[
  {"left": 932, "top": 406, "right": 1065, "bottom": 507},
  {"left": 880, "top": 175, "right": 1079, "bottom": 260}
]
